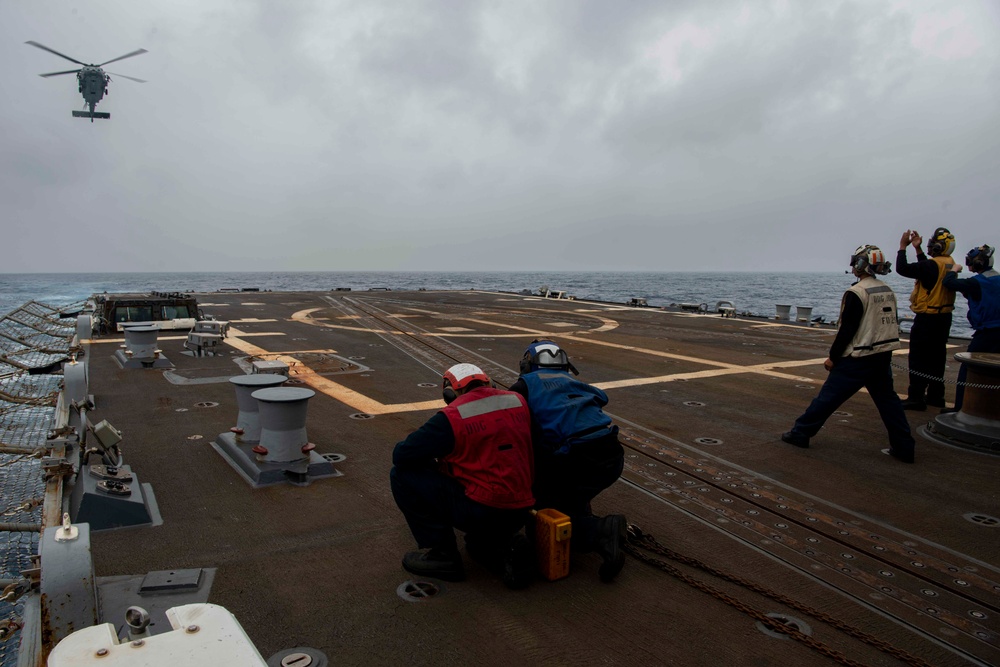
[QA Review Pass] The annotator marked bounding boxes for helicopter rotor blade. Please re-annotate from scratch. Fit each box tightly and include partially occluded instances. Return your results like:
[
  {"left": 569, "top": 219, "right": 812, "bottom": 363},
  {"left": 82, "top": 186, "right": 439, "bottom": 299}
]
[
  {"left": 107, "top": 72, "right": 147, "bottom": 83},
  {"left": 25, "top": 41, "right": 87, "bottom": 66},
  {"left": 39, "top": 69, "right": 82, "bottom": 78},
  {"left": 99, "top": 49, "right": 148, "bottom": 67}
]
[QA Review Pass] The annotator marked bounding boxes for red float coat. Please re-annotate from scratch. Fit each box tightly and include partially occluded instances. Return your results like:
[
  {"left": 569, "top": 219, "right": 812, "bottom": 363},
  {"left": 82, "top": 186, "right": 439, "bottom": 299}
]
[{"left": 441, "top": 387, "right": 535, "bottom": 509}]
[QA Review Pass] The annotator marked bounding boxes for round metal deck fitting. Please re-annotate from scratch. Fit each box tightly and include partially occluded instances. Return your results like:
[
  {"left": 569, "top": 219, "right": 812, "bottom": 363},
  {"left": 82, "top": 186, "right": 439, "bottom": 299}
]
[
  {"left": 321, "top": 453, "right": 346, "bottom": 463},
  {"left": 194, "top": 401, "right": 219, "bottom": 408},
  {"left": 694, "top": 437, "right": 722, "bottom": 446},
  {"left": 268, "top": 647, "right": 329, "bottom": 667},
  {"left": 683, "top": 401, "right": 705, "bottom": 407},
  {"left": 755, "top": 614, "right": 812, "bottom": 640},
  {"left": 397, "top": 580, "right": 441, "bottom": 602},
  {"left": 417, "top": 383, "right": 437, "bottom": 388},
  {"left": 963, "top": 513, "right": 1000, "bottom": 527},
  {"left": 350, "top": 413, "right": 374, "bottom": 420},
  {"left": 186, "top": 435, "right": 203, "bottom": 440}
]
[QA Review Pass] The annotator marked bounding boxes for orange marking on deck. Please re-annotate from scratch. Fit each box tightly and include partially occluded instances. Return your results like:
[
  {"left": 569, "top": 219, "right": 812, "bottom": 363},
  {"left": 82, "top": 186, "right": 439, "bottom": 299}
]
[{"left": 224, "top": 328, "right": 442, "bottom": 415}]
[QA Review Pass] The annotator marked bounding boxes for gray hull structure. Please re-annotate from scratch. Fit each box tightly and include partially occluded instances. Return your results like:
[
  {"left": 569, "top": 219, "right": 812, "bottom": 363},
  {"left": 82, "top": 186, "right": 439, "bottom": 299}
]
[{"left": 3, "top": 290, "right": 999, "bottom": 666}]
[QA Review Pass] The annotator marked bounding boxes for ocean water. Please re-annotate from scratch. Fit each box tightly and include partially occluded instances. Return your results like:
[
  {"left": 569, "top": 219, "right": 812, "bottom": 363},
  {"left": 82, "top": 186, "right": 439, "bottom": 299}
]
[{"left": 0, "top": 270, "right": 972, "bottom": 338}]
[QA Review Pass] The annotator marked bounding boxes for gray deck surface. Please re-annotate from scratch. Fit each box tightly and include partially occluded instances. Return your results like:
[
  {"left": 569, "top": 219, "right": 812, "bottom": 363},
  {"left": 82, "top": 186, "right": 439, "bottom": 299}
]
[{"left": 83, "top": 290, "right": 1000, "bottom": 666}]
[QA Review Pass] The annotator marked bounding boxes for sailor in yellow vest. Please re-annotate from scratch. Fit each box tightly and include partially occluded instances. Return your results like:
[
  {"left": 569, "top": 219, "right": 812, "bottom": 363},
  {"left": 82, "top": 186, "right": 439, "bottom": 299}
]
[
  {"left": 782, "top": 245, "right": 915, "bottom": 463},
  {"left": 896, "top": 228, "right": 957, "bottom": 411}
]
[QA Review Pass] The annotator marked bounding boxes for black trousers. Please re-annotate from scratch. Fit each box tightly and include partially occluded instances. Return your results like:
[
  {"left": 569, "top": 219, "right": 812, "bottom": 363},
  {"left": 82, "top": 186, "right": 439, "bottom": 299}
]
[
  {"left": 790, "top": 353, "right": 915, "bottom": 457},
  {"left": 390, "top": 464, "right": 528, "bottom": 552},
  {"left": 533, "top": 432, "right": 624, "bottom": 552},
  {"left": 907, "top": 312, "right": 953, "bottom": 404}
]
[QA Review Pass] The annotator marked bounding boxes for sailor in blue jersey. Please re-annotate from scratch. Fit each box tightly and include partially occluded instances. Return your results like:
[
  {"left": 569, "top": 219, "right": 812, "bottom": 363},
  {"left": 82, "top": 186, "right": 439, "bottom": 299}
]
[
  {"left": 942, "top": 244, "right": 1000, "bottom": 412},
  {"left": 782, "top": 245, "right": 916, "bottom": 463},
  {"left": 509, "top": 340, "right": 627, "bottom": 582}
]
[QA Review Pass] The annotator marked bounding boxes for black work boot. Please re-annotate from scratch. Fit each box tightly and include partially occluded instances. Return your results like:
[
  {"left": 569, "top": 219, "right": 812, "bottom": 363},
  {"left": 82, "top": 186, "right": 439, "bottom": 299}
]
[
  {"left": 402, "top": 547, "right": 465, "bottom": 582},
  {"left": 502, "top": 533, "right": 535, "bottom": 590},
  {"left": 596, "top": 514, "right": 627, "bottom": 583}
]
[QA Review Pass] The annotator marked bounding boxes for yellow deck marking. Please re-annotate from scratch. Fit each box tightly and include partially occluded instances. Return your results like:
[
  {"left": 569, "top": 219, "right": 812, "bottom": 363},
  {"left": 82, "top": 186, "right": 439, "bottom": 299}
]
[
  {"left": 91, "top": 335, "right": 189, "bottom": 344},
  {"left": 282, "top": 303, "right": 938, "bottom": 402},
  {"left": 230, "top": 318, "right": 278, "bottom": 323},
  {"left": 250, "top": 349, "right": 339, "bottom": 356},
  {"left": 223, "top": 330, "right": 442, "bottom": 415}
]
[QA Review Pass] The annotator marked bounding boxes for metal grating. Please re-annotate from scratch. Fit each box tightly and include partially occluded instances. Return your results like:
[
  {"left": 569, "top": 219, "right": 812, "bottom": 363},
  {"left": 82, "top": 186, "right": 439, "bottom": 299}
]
[{"left": 0, "top": 301, "right": 78, "bottom": 666}]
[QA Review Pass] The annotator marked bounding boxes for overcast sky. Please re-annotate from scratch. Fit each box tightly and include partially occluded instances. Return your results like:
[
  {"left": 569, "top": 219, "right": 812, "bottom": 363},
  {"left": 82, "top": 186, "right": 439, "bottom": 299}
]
[{"left": 3, "top": 1, "right": 998, "bottom": 273}]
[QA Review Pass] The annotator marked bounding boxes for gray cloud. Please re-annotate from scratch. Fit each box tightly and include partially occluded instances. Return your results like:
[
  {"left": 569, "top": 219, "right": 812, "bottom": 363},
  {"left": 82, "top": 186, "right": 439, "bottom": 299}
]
[{"left": 3, "top": 0, "right": 998, "bottom": 272}]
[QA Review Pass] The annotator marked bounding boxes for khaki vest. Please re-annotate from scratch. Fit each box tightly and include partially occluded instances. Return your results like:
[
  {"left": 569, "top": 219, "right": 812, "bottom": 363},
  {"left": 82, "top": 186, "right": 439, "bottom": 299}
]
[
  {"left": 843, "top": 277, "right": 901, "bottom": 357},
  {"left": 909, "top": 255, "right": 956, "bottom": 314}
]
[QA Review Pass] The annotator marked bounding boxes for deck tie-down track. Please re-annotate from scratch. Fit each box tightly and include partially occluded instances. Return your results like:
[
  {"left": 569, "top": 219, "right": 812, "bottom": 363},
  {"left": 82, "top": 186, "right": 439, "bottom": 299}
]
[
  {"left": 323, "top": 295, "right": 519, "bottom": 386},
  {"left": 321, "top": 294, "right": 999, "bottom": 665},
  {"left": 616, "top": 424, "right": 1000, "bottom": 665}
]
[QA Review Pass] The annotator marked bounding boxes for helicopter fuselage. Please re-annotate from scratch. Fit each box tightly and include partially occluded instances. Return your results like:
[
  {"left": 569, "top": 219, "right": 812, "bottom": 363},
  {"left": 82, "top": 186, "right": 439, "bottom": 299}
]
[{"left": 77, "top": 66, "right": 108, "bottom": 112}]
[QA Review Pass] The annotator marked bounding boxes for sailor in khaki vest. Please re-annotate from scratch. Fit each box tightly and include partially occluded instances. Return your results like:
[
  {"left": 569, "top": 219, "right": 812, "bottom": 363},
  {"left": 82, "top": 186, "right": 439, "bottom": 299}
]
[
  {"left": 782, "top": 245, "right": 916, "bottom": 463},
  {"left": 896, "top": 227, "right": 957, "bottom": 410}
]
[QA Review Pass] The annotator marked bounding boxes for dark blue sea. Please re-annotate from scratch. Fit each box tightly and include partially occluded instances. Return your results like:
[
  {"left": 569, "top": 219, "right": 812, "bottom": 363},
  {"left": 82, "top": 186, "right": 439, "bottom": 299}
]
[{"left": 0, "top": 271, "right": 972, "bottom": 338}]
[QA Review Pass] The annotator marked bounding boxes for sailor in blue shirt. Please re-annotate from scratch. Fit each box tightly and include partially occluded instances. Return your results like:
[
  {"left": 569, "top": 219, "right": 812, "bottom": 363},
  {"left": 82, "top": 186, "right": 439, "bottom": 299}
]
[
  {"left": 942, "top": 244, "right": 1000, "bottom": 412},
  {"left": 509, "top": 340, "right": 627, "bottom": 582}
]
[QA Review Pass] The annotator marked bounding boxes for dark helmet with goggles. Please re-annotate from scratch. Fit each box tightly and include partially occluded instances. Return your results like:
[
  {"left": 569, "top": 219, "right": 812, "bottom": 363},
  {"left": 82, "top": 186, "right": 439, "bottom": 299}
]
[
  {"left": 519, "top": 340, "right": 579, "bottom": 376},
  {"left": 966, "top": 244, "right": 995, "bottom": 273}
]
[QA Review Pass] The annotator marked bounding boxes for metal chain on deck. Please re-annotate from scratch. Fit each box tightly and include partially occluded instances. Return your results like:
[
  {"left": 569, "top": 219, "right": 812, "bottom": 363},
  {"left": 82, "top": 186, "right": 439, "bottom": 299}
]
[
  {"left": 889, "top": 362, "right": 1000, "bottom": 389},
  {"left": 625, "top": 525, "right": 934, "bottom": 667}
]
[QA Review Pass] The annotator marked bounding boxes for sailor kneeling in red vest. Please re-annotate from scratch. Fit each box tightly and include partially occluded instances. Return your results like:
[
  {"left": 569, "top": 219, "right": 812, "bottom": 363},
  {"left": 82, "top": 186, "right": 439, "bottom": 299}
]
[{"left": 390, "top": 363, "right": 536, "bottom": 588}]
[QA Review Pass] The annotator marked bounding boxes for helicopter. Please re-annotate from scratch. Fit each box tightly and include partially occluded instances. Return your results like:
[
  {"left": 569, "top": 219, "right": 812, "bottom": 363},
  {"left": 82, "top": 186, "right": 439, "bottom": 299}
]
[{"left": 26, "top": 41, "right": 147, "bottom": 122}]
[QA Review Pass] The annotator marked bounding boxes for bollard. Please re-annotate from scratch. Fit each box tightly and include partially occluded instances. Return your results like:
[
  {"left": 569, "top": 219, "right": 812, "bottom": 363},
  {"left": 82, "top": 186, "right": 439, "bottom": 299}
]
[
  {"left": 64, "top": 360, "right": 89, "bottom": 432},
  {"left": 123, "top": 326, "right": 159, "bottom": 359},
  {"left": 775, "top": 305, "right": 791, "bottom": 321},
  {"left": 954, "top": 352, "right": 1000, "bottom": 421},
  {"left": 796, "top": 306, "right": 813, "bottom": 323},
  {"left": 924, "top": 352, "right": 1000, "bottom": 454},
  {"left": 228, "top": 375, "right": 287, "bottom": 444},
  {"left": 76, "top": 314, "right": 93, "bottom": 343},
  {"left": 251, "top": 387, "right": 316, "bottom": 463}
]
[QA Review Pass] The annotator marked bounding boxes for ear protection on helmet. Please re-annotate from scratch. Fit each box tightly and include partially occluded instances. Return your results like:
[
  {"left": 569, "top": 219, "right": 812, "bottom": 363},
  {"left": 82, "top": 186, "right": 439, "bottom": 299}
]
[
  {"left": 850, "top": 245, "right": 891, "bottom": 276},
  {"left": 519, "top": 339, "right": 579, "bottom": 375},
  {"left": 442, "top": 363, "right": 490, "bottom": 404},
  {"left": 966, "top": 244, "right": 995, "bottom": 273},
  {"left": 928, "top": 227, "right": 955, "bottom": 257}
]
